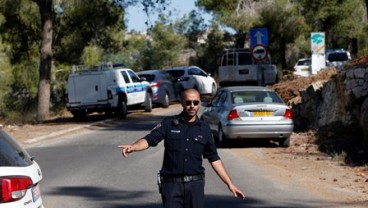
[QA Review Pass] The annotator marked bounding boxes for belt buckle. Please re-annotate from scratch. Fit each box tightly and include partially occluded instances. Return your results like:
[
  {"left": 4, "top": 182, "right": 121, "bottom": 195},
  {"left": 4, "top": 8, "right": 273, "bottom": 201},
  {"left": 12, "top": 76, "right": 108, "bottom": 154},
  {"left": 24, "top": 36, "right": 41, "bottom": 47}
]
[{"left": 183, "top": 176, "right": 192, "bottom": 182}]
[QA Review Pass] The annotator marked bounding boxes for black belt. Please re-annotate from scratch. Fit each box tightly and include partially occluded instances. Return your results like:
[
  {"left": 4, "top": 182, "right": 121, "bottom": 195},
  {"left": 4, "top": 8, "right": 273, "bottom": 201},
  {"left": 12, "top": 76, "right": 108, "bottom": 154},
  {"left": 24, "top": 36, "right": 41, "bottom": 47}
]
[{"left": 161, "top": 174, "right": 204, "bottom": 183}]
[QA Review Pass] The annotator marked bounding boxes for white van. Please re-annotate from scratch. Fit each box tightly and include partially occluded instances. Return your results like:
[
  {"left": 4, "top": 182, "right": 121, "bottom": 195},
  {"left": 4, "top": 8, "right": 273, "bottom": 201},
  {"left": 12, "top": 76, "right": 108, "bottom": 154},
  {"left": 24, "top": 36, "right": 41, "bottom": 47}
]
[
  {"left": 66, "top": 63, "right": 152, "bottom": 120},
  {"left": 218, "top": 48, "right": 278, "bottom": 87}
]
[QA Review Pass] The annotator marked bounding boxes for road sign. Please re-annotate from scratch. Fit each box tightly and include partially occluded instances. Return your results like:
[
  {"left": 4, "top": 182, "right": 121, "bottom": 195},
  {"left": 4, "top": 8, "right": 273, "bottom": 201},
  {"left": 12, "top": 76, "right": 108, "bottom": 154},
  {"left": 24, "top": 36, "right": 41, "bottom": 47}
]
[
  {"left": 251, "top": 44, "right": 268, "bottom": 61},
  {"left": 250, "top": 28, "right": 268, "bottom": 47}
]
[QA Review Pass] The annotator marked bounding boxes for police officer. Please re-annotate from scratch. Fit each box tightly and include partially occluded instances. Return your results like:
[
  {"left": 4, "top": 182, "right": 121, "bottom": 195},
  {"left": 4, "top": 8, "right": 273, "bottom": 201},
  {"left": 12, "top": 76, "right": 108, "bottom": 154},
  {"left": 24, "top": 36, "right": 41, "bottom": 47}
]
[{"left": 118, "top": 89, "right": 245, "bottom": 208}]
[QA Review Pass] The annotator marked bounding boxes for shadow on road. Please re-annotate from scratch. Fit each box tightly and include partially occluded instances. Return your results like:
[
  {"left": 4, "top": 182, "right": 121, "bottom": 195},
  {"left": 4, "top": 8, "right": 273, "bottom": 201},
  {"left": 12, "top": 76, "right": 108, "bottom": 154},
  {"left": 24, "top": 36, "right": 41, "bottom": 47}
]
[{"left": 45, "top": 186, "right": 349, "bottom": 208}]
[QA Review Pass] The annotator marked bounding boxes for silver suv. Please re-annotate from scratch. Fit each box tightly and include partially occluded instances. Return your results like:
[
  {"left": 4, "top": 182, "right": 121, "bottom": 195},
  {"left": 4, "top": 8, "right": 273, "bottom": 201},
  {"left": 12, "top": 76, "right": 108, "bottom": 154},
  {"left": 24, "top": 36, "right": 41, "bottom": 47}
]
[{"left": 325, "top": 49, "right": 351, "bottom": 67}]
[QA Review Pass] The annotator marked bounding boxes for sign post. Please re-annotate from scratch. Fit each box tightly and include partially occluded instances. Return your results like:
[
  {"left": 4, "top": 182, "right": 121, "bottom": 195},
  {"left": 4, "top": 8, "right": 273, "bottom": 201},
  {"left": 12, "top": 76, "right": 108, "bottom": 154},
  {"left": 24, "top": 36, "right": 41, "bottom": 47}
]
[{"left": 250, "top": 28, "right": 269, "bottom": 86}]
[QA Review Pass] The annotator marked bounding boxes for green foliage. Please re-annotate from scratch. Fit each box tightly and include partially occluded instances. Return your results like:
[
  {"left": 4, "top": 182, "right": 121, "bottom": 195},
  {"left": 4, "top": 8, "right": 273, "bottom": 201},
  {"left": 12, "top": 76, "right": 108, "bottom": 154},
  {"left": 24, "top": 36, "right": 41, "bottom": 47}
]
[
  {"left": 2, "top": 58, "right": 39, "bottom": 116},
  {"left": 258, "top": 1, "right": 309, "bottom": 69},
  {"left": 143, "top": 22, "right": 188, "bottom": 69},
  {"left": 50, "top": 63, "right": 72, "bottom": 111},
  {"left": 174, "top": 10, "right": 207, "bottom": 49},
  {"left": 197, "top": 23, "right": 225, "bottom": 76},
  {"left": 0, "top": 0, "right": 40, "bottom": 62},
  {"left": 81, "top": 45, "right": 104, "bottom": 67},
  {"left": 0, "top": 40, "right": 13, "bottom": 116},
  {"left": 298, "top": 0, "right": 365, "bottom": 49},
  {"left": 54, "top": 0, "right": 125, "bottom": 64}
]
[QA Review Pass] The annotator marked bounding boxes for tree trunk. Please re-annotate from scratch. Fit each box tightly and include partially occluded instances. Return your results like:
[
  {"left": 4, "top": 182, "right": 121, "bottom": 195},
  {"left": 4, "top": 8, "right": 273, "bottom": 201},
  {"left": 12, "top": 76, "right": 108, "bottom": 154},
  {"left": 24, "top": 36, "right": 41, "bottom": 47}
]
[
  {"left": 33, "top": 0, "right": 53, "bottom": 121},
  {"left": 366, "top": 0, "right": 368, "bottom": 22}
]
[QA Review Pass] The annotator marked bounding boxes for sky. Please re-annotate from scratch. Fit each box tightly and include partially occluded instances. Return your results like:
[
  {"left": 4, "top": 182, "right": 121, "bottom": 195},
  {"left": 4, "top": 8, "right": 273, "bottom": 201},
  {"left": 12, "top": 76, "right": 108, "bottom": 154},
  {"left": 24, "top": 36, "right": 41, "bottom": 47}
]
[{"left": 125, "top": 0, "right": 212, "bottom": 31}]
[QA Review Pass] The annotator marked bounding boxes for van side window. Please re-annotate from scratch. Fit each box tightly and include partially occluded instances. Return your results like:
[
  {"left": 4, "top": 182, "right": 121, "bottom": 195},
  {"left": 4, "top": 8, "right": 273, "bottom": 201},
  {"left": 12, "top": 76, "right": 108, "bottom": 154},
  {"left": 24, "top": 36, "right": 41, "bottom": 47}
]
[
  {"left": 238, "top": 52, "right": 253, "bottom": 65},
  {"left": 222, "top": 52, "right": 236, "bottom": 66},
  {"left": 121, "top": 71, "right": 131, "bottom": 84},
  {"left": 228, "top": 53, "right": 234, "bottom": 66}
]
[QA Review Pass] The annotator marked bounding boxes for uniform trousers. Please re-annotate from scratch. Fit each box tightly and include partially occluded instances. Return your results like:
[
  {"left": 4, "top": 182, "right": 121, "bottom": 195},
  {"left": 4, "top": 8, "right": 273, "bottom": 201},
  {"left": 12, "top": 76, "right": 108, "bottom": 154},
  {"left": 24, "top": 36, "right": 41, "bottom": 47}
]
[{"left": 161, "top": 180, "right": 205, "bottom": 208}]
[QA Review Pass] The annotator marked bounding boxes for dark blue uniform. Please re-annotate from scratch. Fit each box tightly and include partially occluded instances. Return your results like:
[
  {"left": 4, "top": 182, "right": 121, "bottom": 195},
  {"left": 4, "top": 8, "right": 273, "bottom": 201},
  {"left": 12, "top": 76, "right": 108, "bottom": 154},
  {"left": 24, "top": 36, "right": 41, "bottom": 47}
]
[{"left": 145, "top": 113, "right": 220, "bottom": 208}]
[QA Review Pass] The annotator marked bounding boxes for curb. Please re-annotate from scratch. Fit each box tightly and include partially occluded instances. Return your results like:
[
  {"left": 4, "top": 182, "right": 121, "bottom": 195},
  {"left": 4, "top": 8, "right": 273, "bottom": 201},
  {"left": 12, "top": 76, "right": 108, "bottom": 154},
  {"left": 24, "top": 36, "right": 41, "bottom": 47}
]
[{"left": 23, "top": 119, "right": 114, "bottom": 144}]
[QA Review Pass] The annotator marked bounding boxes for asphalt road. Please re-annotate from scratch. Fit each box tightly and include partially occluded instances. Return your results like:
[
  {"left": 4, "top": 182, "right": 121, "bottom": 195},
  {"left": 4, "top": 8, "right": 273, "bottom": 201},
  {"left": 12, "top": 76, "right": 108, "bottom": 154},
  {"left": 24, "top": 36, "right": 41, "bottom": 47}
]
[{"left": 27, "top": 105, "right": 339, "bottom": 208}]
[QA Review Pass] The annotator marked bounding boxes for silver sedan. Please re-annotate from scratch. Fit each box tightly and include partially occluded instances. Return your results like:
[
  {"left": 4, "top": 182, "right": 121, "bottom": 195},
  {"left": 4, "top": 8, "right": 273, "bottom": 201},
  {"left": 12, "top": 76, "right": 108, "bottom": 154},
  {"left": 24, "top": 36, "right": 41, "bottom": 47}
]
[{"left": 201, "top": 86, "right": 294, "bottom": 147}]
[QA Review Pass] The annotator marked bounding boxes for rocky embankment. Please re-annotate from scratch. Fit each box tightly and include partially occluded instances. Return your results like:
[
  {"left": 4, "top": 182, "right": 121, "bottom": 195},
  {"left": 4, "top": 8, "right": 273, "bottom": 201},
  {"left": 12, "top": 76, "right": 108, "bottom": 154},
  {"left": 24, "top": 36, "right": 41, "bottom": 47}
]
[{"left": 272, "top": 58, "right": 368, "bottom": 165}]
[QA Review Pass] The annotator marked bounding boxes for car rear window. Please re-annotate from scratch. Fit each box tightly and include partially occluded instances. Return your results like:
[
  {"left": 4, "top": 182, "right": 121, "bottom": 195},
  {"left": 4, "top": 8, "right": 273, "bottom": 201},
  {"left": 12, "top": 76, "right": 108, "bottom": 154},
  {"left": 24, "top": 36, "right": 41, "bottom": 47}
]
[
  {"left": 327, "top": 52, "right": 349, "bottom": 62},
  {"left": 238, "top": 52, "right": 253, "bottom": 65},
  {"left": 166, "top": 70, "right": 184, "bottom": 78},
  {"left": 231, "top": 91, "right": 283, "bottom": 104},
  {"left": 0, "top": 130, "right": 33, "bottom": 167},
  {"left": 297, "top": 59, "right": 311, "bottom": 66},
  {"left": 139, "top": 74, "right": 155, "bottom": 82}
]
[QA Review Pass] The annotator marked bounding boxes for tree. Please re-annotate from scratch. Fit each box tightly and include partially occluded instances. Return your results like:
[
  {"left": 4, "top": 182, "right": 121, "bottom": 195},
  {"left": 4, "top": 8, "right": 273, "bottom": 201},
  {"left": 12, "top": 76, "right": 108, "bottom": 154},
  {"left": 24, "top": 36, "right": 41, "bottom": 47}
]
[
  {"left": 258, "top": 1, "right": 308, "bottom": 69},
  {"left": 197, "top": 23, "right": 226, "bottom": 76},
  {"left": 298, "top": 0, "right": 365, "bottom": 50},
  {"left": 143, "top": 21, "right": 188, "bottom": 69},
  {"left": 26, "top": 0, "right": 169, "bottom": 121},
  {"left": 32, "top": 0, "right": 53, "bottom": 121}
]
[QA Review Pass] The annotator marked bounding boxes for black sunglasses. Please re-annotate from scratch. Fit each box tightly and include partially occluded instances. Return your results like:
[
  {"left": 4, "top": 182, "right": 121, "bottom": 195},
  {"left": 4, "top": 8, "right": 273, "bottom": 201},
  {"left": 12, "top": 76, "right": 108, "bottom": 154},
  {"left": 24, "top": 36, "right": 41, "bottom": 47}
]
[{"left": 185, "top": 100, "right": 200, "bottom": 106}]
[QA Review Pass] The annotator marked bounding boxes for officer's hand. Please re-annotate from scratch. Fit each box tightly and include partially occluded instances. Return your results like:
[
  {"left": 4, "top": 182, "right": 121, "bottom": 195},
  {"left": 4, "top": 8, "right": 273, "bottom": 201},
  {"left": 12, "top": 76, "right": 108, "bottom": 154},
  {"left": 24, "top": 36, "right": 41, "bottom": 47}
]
[
  {"left": 229, "top": 184, "right": 245, "bottom": 200},
  {"left": 118, "top": 144, "right": 134, "bottom": 157}
]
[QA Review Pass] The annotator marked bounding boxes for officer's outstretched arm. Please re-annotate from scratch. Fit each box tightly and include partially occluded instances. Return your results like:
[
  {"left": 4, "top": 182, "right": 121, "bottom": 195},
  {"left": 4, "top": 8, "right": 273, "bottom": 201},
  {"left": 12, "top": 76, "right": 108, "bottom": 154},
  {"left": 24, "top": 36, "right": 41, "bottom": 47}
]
[
  {"left": 211, "top": 160, "right": 245, "bottom": 199},
  {"left": 118, "top": 138, "right": 149, "bottom": 157}
]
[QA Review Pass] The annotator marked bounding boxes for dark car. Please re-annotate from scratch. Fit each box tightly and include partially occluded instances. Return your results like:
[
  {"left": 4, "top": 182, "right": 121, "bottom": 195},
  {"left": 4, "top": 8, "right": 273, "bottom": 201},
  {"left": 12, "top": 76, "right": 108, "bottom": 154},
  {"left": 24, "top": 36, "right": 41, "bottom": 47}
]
[{"left": 137, "top": 70, "right": 178, "bottom": 108}]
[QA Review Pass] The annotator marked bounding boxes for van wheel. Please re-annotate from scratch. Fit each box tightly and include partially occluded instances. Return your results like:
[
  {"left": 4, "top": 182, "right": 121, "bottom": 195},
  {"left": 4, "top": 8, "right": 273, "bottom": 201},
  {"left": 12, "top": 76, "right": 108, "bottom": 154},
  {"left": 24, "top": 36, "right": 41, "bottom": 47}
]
[
  {"left": 144, "top": 93, "right": 153, "bottom": 112},
  {"left": 162, "top": 92, "right": 170, "bottom": 108},
  {"left": 117, "top": 99, "right": 127, "bottom": 119},
  {"left": 105, "top": 109, "right": 113, "bottom": 118},
  {"left": 72, "top": 110, "right": 86, "bottom": 122}
]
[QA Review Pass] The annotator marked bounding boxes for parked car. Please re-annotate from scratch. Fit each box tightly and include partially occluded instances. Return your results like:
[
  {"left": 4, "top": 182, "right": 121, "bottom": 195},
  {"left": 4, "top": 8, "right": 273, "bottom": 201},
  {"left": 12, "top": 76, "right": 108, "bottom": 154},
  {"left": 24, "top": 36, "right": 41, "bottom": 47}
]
[
  {"left": 293, "top": 58, "right": 311, "bottom": 77},
  {"left": 201, "top": 86, "right": 294, "bottom": 147},
  {"left": 0, "top": 125, "right": 44, "bottom": 208},
  {"left": 293, "top": 58, "right": 332, "bottom": 77},
  {"left": 326, "top": 48, "right": 351, "bottom": 68},
  {"left": 164, "top": 66, "right": 217, "bottom": 96},
  {"left": 218, "top": 48, "right": 278, "bottom": 87},
  {"left": 137, "top": 70, "right": 178, "bottom": 108},
  {"left": 66, "top": 63, "right": 152, "bottom": 120}
]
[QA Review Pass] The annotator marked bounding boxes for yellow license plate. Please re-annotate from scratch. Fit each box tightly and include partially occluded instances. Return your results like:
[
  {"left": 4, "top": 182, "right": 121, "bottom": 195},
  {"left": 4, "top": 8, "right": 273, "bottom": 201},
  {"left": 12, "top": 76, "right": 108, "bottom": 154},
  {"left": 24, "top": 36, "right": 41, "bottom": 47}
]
[{"left": 253, "top": 111, "right": 272, "bottom": 117}]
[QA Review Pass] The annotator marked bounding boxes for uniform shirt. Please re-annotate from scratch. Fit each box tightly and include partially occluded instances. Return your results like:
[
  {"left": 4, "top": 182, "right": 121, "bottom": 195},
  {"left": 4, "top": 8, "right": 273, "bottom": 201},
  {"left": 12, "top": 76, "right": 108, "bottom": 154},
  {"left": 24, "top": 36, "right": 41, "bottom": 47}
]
[{"left": 144, "top": 113, "right": 220, "bottom": 176}]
